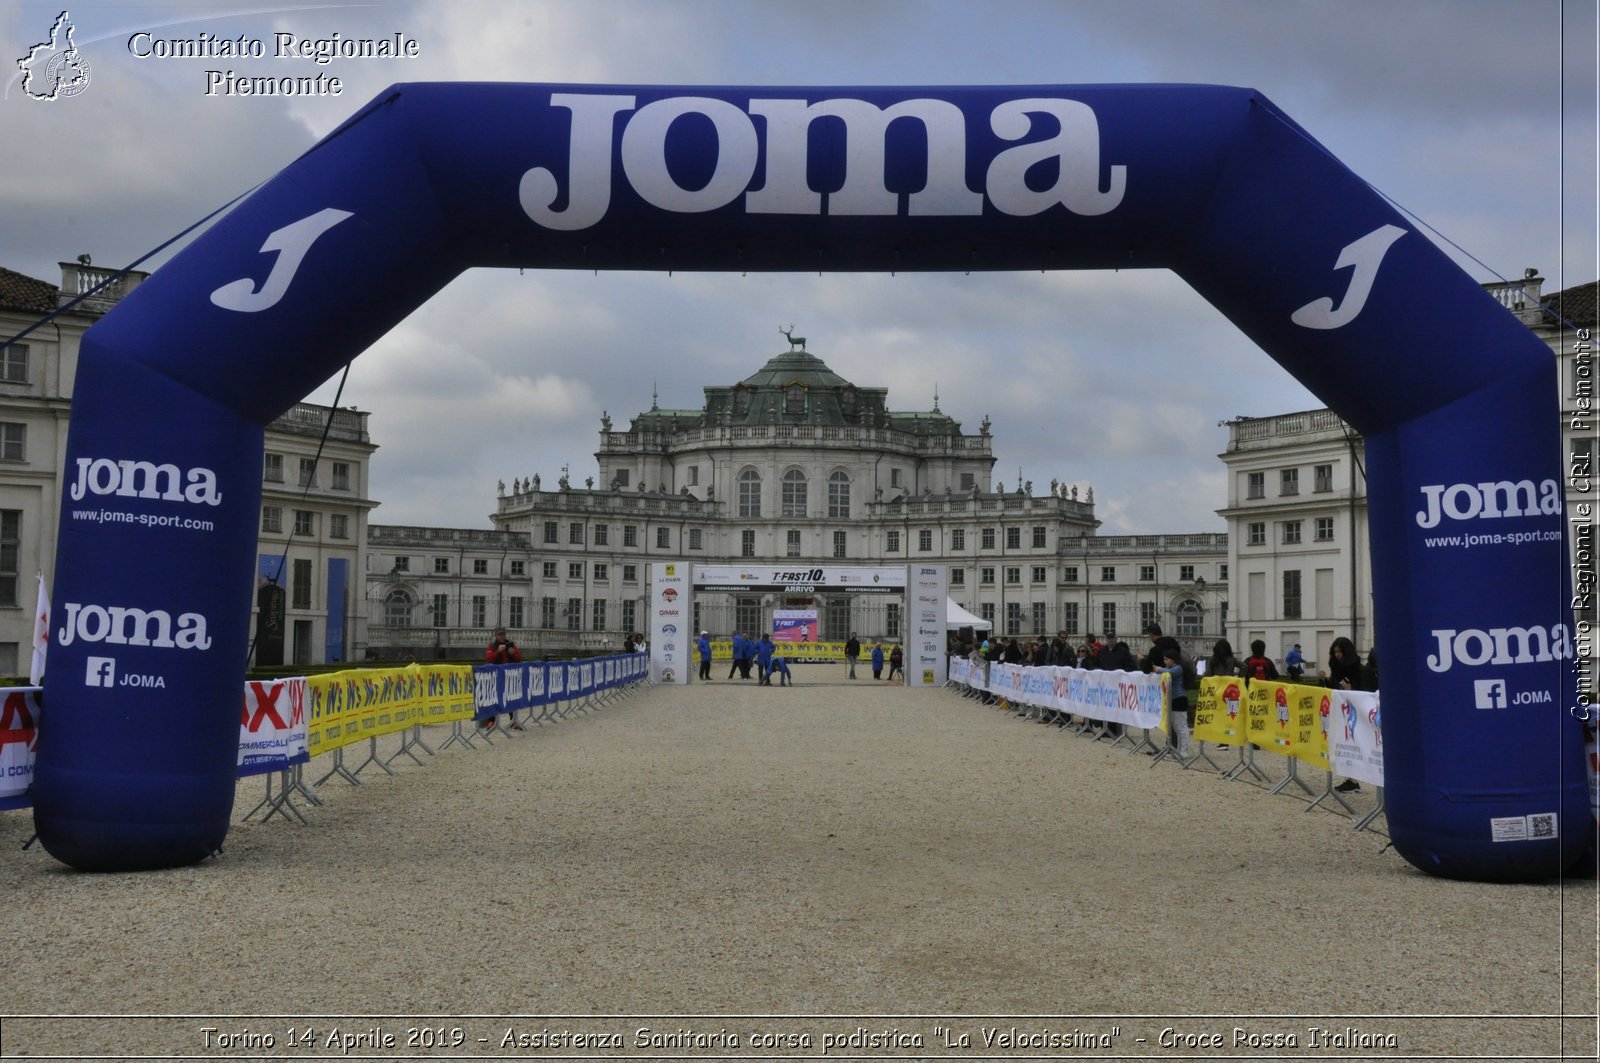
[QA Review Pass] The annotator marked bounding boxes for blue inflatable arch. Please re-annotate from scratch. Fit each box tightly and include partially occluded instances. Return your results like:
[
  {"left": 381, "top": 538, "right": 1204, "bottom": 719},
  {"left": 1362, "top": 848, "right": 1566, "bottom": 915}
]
[{"left": 38, "top": 83, "right": 1585, "bottom": 880}]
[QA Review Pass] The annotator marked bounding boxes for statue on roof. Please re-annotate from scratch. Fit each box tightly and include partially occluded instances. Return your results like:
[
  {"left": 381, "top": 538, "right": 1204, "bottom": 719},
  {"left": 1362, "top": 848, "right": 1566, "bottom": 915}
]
[
  {"left": 601, "top": 411, "right": 612, "bottom": 432},
  {"left": 780, "top": 324, "right": 806, "bottom": 351}
]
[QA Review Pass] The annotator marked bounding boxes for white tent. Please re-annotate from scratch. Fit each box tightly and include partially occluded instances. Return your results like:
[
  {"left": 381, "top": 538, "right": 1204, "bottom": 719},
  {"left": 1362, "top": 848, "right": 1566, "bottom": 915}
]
[{"left": 946, "top": 598, "right": 992, "bottom": 630}]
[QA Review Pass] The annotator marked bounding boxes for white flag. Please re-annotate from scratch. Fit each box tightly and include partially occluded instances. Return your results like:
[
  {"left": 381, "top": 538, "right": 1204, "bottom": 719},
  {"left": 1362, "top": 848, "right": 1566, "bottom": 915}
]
[{"left": 30, "top": 573, "right": 49, "bottom": 687}]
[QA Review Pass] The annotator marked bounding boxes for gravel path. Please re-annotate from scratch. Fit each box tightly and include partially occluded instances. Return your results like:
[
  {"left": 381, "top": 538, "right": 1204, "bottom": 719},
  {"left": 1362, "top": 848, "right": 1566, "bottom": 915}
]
[{"left": 1, "top": 669, "right": 1593, "bottom": 1060}]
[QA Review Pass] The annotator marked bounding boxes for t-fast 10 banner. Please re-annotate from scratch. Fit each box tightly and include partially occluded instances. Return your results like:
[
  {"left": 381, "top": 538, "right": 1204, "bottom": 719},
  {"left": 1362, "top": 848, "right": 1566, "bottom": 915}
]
[{"left": 34, "top": 82, "right": 1585, "bottom": 881}]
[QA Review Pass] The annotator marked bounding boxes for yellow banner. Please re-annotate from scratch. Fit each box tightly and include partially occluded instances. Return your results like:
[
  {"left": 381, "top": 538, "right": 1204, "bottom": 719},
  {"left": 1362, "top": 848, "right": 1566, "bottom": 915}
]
[
  {"left": 1246, "top": 679, "right": 1331, "bottom": 766},
  {"left": 306, "top": 665, "right": 470, "bottom": 756},
  {"left": 700, "top": 640, "right": 847, "bottom": 661},
  {"left": 420, "top": 663, "right": 474, "bottom": 725},
  {"left": 1193, "top": 675, "right": 1248, "bottom": 745}
]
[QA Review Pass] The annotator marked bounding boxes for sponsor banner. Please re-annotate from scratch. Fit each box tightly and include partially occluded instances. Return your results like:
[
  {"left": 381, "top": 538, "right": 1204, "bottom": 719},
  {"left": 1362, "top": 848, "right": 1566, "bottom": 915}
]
[
  {"left": 650, "top": 562, "right": 688, "bottom": 685},
  {"left": 423, "top": 664, "right": 475, "bottom": 725},
  {"left": 691, "top": 564, "right": 906, "bottom": 593},
  {"left": 237, "top": 678, "right": 309, "bottom": 777},
  {"left": 984, "top": 663, "right": 1166, "bottom": 729},
  {"left": 0, "top": 690, "right": 41, "bottom": 811},
  {"left": 1193, "top": 675, "right": 1248, "bottom": 746},
  {"left": 772, "top": 609, "right": 818, "bottom": 644},
  {"left": 1243, "top": 680, "right": 1329, "bottom": 766},
  {"left": 1325, "top": 689, "right": 1385, "bottom": 788},
  {"left": 909, "top": 566, "right": 946, "bottom": 688}
]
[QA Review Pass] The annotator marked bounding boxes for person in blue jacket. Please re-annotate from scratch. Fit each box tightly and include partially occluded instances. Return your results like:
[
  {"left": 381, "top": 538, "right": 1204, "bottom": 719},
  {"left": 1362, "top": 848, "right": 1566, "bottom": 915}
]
[
  {"left": 870, "top": 642, "right": 886, "bottom": 679},
  {"left": 697, "top": 631, "right": 713, "bottom": 681},
  {"left": 728, "top": 631, "right": 744, "bottom": 679},
  {"left": 770, "top": 652, "right": 793, "bottom": 686},
  {"left": 755, "top": 633, "right": 775, "bottom": 685}
]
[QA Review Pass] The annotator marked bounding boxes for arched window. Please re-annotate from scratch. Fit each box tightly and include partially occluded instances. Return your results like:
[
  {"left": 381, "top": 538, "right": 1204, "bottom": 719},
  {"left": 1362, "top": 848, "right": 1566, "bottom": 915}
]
[
  {"left": 384, "top": 588, "right": 414, "bottom": 628},
  {"left": 827, "top": 471, "right": 851, "bottom": 518},
  {"left": 732, "top": 386, "right": 749, "bottom": 417},
  {"left": 738, "top": 469, "right": 761, "bottom": 517},
  {"left": 1175, "top": 598, "right": 1202, "bottom": 638},
  {"left": 781, "top": 468, "right": 808, "bottom": 517}
]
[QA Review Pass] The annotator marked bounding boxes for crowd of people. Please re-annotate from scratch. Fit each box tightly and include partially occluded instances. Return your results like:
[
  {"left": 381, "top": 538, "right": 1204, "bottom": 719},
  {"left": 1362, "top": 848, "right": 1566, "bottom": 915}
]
[{"left": 949, "top": 624, "right": 1379, "bottom": 787}]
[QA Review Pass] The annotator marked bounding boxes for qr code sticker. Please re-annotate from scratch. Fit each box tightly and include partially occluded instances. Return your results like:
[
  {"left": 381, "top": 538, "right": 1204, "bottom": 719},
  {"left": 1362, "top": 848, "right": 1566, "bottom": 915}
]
[{"left": 1528, "top": 813, "right": 1558, "bottom": 839}]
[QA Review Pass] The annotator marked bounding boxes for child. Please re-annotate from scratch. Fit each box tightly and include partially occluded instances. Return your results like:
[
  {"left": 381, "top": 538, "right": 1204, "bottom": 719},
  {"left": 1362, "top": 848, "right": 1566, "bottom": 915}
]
[{"left": 1158, "top": 647, "right": 1193, "bottom": 759}]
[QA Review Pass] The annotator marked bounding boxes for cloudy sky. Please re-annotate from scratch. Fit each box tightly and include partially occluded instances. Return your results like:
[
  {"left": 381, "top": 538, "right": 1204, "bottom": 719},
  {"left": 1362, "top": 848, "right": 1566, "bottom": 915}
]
[{"left": 4, "top": 0, "right": 1595, "bottom": 534}]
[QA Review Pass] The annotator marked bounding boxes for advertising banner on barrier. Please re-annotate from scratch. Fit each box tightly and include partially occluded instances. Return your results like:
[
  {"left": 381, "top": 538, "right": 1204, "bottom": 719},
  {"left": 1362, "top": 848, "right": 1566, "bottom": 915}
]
[
  {"left": 983, "top": 662, "right": 1166, "bottom": 730},
  {"left": 0, "top": 689, "right": 41, "bottom": 811},
  {"left": 1325, "top": 689, "right": 1385, "bottom": 788},
  {"left": 237, "top": 678, "right": 308, "bottom": 777},
  {"left": 1247, "top": 680, "right": 1330, "bottom": 766},
  {"left": 1194, "top": 675, "right": 1248, "bottom": 746}
]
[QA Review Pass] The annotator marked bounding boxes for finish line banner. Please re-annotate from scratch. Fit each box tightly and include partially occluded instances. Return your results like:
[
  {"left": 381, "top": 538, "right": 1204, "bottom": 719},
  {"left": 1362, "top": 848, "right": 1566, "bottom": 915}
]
[{"left": 692, "top": 564, "right": 906, "bottom": 593}]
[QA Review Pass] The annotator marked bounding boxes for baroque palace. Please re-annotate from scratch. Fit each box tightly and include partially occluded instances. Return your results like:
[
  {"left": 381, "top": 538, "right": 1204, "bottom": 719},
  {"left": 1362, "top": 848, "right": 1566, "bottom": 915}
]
[{"left": 2, "top": 258, "right": 1591, "bottom": 676}]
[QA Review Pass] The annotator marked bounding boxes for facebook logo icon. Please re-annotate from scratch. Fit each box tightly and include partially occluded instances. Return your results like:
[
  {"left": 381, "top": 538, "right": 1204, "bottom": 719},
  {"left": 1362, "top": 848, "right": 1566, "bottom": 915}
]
[
  {"left": 86, "top": 656, "right": 116, "bottom": 688},
  {"left": 1474, "top": 679, "right": 1508, "bottom": 710}
]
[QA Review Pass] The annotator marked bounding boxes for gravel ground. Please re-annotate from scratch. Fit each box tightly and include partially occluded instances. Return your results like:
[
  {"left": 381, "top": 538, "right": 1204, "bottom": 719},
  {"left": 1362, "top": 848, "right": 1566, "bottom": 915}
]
[{"left": 1, "top": 668, "right": 1594, "bottom": 1061}]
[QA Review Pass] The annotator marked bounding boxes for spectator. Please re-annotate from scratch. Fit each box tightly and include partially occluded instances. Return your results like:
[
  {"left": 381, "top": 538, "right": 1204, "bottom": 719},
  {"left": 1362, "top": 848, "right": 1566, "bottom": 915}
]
[
  {"left": 697, "top": 631, "right": 713, "bottom": 681},
  {"left": 1319, "top": 636, "right": 1370, "bottom": 793},
  {"left": 845, "top": 633, "right": 862, "bottom": 679},
  {"left": 482, "top": 628, "right": 524, "bottom": 731},
  {"left": 1285, "top": 643, "right": 1305, "bottom": 680},
  {"left": 888, "top": 643, "right": 904, "bottom": 681},
  {"left": 1140, "top": 621, "right": 1182, "bottom": 673},
  {"left": 1242, "top": 639, "right": 1279, "bottom": 684},
  {"left": 871, "top": 642, "right": 886, "bottom": 679},
  {"left": 1205, "top": 638, "right": 1241, "bottom": 678}
]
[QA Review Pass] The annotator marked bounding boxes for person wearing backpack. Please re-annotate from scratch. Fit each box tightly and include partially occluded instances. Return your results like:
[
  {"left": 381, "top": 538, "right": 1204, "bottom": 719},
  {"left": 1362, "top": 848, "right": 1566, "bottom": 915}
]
[{"left": 1243, "top": 639, "right": 1279, "bottom": 685}]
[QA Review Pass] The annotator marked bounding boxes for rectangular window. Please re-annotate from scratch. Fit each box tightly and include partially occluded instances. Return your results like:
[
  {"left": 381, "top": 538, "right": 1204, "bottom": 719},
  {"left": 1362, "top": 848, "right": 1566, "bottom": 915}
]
[
  {"left": 886, "top": 602, "right": 901, "bottom": 639},
  {"left": 622, "top": 600, "right": 637, "bottom": 634},
  {"left": 1062, "top": 566, "right": 1078, "bottom": 583},
  {"left": 1032, "top": 602, "right": 1047, "bottom": 635},
  {"left": 508, "top": 596, "right": 524, "bottom": 628},
  {"left": 951, "top": 529, "right": 966, "bottom": 551},
  {"left": 594, "top": 563, "right": 608, "bottom": 582},
  {"left": 1140, "top": 601, "right": 1158, "bottom": 628},
  {"left": 263, "top": 453, "right": 284, "bottom": 483},
  {"left": 1100, "top": 566, "right": 1116, "bottom": 582},
  {"left": 1313, "top": 463, "right": 1334, "bottom": 493},
  {"left": 1282, "top": 520, "right": 1303, "bottom": 545},
  {"left": 1101, "top": 602, "right": 1117, "bottom": 637},
  {"left": 891, "top": 468, "right": 903, "bottom": 488},
  {"left": 261, "top": 506, "right": 283, "bottom": 534},
  {"left": 737, "top": 596, "right": 761, "bottom": 636},
  {"left": 980, "top": 566, "right": 996, "bottom": 585},
  {"left": 543, "top": 521, "right": 558, "bottom": 544},
  {"left": 1220, "top": 563, "right": 1229, "bottom": 580},
  {"left": 0, "top": 343, "right": 27, "bottom": 383},
  {"left": 1004, "top": 566, "right": 1021, "bottom": 584},
  {"left": 981, "top": 527, "right": 996, "bottom": 549},
  {"left": 434, "top": 557, "right": 451, "bottom": 574},
  {"left": 566, "top": 597, "right": 582, "bottom": 631},
  {"left": 592, "top": 599, "right": 607, "bottom": 631},
  {"left": 656, "top": 526, "right": 670, "bottom": 549},
  {"left": 687, "top": 466, "right": 699, "bottom": 486},
  {"left": 1247, "top": 522, "right": 1266, "bottom": 546},
  {"left": 833, "top": 530, "right": 846, "bottom": 559},
  {"left": 787, "top": 529, "right": 802, "bottom": 558},
  {"left": 615, "top": 469, "right": 631, "bottom": 487},
  {"left": 1031, "top": 565, "right": 1047, "bottom": 584},
  {"left": 292, "top": 558, "right": 313, "bottom": 609},
  {"left": 622, "top": 564, "right": 638, "bottom": 582},
  {"left": 1283, "top": 569, "right": 1302, "bottom": 620},
  {"left": 1138, "top": 564, "right": 1155, "bottom": 582},
  {"left": 886, "top": 530, "right": 900, "bottom": 552},
  {"left": 471, "top": 594, "right": 487, "bottom": 627},
  {"left": 1032, "top": 526, "right": 1046, "bottom": 549},
  {"left": 332, "top": 462, "right": 351, "bottom": 491},
  {"left": 689, "top": 528, "right": 703, "bottom": 550},
  {"left": 569, "top": 521, "right": 584, "bottom": 544},
  {"left": 293, "top": 510, "right": 315, "bottom": 536},
  {"left": 918, "top": 529, "right": 933, "bottom": 551},
  {"left": 950, "top": 568, "right": 965, "bottom": 585},
  {"left": 541, "top": 596, "right": 557, "bottom": 628},
  {"left": 741, "top": 529, "right": 755, "bottom": 558},
  {"left": 392, "top": 556, "right": 409, "bottom": 572},
  {"left": 1280, "top": 468, "right": 1300, "bottom": 496},
  {"left": 1006, "top": 527, "right": 1021, "bottom": 550},
  {"left": 1180, "top": 564, "right": 1196, "bottom": 582},
  {"left": 959, "top": 472, "right": 975, "bottom": 491},
  {"left": 0, "top": 510, "right": 18, "bottom": 606},
  {"left": 329, "top": 514, "right": 349, "bottom": 540},
  {"left": 298, "top": 458, "right": 317, "bottom": 487},
  {"left": 624, "top": 524, "right": 638, "bottom": 547},
  {"left": 542, "top": 561, "right": 557, "bottom": 578},
  {"left": 431, "top": 594, "right": 449, "bottom": 627},
  {"left": 1061, "top": 602, "right": 1079, "bottom": 636},
  {"left": 980, "top": 603, "right": 996, "bottom": 625},
  {"left": 1005, "top": 602, "right": 1021, "bottom": 637},
  {"left": 510, "top": 560, "right": 525, "bottom": 577},
  {"left": 594, "top": 524, "right": 609, "bottom": 546},
  {"left": 569, "top": 562, "right": 584, "bottom": 580},
  {"left": 0, "top": 423, "right": 25, "bottom": 461},
  {"left": 1315, "top": 516, "right": 1336, "bottom": 542},
  {"left": 1246, "top": 471, "right": 1265, "bottom": 499}
]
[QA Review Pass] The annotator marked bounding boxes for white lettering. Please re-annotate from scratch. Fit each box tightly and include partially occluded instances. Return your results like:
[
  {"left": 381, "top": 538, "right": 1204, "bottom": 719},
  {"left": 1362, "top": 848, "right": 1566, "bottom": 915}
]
[
  {"left": 1417, "top": 479, "right": 1561, "bottom": 528},
  {"left": 57, "top": 602, "right": 212, "bottom": 650},
  {"left": 68, "top": 457, "right": 222, "bottom": 506},
  {"left": 987, "top": 97, "right": 1125, "bottom": 216},
  {"left": 519, "top": 93, "right": 636, "bottom": 231},
  {"left": 1426, "top": 624, "right": 1573, "bottom": 672}
]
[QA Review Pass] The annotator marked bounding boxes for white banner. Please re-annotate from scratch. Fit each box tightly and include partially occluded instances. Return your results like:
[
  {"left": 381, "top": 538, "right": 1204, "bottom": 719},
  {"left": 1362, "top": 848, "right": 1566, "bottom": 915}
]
[
  {"left": 237, "top": 678, "right": 309, "bottom": 777},
  {"left": 650, "top": 562, "right": 689, "bottom": 685},
  {"left": 691, "top": 563, "right": 906, "bottom": 593},
  {"left": 1324, "top": 689, "right": 1385, "bottom": 788},
  {"left": 0, "top": 689, "right": 42, "bottom": 809},
  {"left": 908, "top": 566, "right": 947, "bottom": 688},
  {"left": 980, "top": 662, "right": 1168, "bottom": 730}
]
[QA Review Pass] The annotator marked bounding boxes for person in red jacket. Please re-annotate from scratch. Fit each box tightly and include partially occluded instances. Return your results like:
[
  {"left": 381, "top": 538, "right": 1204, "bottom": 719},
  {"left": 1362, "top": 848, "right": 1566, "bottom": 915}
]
[{"left": 483, "top": 628, "right": 523, "bottom": 730}]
